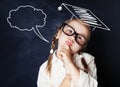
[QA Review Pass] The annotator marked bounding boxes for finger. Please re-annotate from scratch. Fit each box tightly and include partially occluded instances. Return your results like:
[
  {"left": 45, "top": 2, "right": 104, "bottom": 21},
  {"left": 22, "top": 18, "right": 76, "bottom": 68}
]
[
  {"left": 61, "top": 45, "right": 70, "bottom": 50},
  {"left": 60, "top": 46, "right": 71, "bottom": 54}
]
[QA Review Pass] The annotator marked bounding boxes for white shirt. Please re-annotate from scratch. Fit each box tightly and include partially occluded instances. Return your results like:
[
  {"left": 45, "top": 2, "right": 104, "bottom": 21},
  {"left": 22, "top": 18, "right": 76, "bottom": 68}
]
[{"left": 37, "top": 52, "right": 98, "bottom": 87}]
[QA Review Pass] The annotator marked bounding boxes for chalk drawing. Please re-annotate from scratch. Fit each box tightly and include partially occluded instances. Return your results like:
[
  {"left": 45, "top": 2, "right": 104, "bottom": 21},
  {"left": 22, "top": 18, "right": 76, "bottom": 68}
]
[
  {"left": 58, "top": 3, "right": 110, "bottom": 31},
  {"left": 7, "top": 5, "right": 49, "bottom": 43}
]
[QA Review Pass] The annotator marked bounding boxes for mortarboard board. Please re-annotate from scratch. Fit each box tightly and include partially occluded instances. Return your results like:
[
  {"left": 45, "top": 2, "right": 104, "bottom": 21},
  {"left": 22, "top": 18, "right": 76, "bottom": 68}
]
[{"left": 58, "top": 3, "right": 110, "bottom": 31}]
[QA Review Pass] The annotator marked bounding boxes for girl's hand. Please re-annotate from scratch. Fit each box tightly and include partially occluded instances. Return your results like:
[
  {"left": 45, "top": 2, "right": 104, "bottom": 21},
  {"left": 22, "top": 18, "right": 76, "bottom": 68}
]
[
  {"left": 59, "top": 74, "right": 71, "bottom": 87},
  {"left": 57, "top": 45, "right": 80, "bottom": 87},
  {"left": 57, "top": 45, "right": 73, "bottom": 66}
]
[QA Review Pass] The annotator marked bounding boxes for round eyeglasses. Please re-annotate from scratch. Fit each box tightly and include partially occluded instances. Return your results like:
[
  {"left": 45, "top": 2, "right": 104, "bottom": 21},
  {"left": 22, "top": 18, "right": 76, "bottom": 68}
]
[{"left": 62, "top": 23, "right": 89, "bottom": 46}]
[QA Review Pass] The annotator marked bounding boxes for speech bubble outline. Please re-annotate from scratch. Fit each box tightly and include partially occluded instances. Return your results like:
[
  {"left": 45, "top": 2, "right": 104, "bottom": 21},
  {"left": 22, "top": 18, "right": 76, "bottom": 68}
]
[{"left": 7, "top": 5, "right": 49, "bottom": 43}]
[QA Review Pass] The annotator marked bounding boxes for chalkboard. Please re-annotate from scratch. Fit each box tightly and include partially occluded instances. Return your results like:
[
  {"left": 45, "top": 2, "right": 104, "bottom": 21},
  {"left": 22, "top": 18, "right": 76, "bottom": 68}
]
[{"left": 0, "top": 0, "right": 120, "bottom": 87}]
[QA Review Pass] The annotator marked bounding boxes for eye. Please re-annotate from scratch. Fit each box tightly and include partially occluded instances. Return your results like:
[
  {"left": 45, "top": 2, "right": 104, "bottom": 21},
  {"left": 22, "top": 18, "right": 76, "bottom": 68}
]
[
  {"left": 77, "top": 35, "right": 83, "bottom": 40},
  {"left": 77, "top": 34, "right": 87, "bottom": 45},
  {"left": 67, "top": 29, "right": 73, "bottom": 34},
  {"left": 65, "top": 28, "right": 74, "bottom": 34}
]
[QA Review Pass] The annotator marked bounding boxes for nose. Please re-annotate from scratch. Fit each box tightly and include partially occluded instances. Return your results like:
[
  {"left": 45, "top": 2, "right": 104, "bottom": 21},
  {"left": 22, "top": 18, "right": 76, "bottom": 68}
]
[{"left": 68, "top": 34, "right": 76, "bottom": 42}]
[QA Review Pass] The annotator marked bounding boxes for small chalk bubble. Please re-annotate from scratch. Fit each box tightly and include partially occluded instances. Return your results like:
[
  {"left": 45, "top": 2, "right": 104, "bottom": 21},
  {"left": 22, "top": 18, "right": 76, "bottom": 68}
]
[{"left": 58, "top": 6, "right": 62, "bottom": 11}]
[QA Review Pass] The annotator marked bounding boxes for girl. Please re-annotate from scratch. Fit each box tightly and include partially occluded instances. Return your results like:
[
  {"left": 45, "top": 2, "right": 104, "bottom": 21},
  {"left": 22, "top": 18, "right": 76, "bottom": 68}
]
[{"left": 37, "top": 18, "right": 98, "bottom": 87}]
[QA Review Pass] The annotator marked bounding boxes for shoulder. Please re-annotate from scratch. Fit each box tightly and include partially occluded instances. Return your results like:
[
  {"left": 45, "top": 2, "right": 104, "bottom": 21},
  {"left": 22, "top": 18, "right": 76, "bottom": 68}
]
[
  {"left": 82, "top": 52, "right": 95, "bottom": 64},
  {"left": 74, "top": 52, "right": 95, "bottom": 64},
  {"left": 82, "top": 52, "right": 95, "bottom": 59}
]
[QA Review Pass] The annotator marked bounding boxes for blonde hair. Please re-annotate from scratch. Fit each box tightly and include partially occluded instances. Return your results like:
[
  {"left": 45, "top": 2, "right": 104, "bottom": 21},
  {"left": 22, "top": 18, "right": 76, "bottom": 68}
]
[{"left": 46, "top": 18, "right": 91, "bottom": 75}]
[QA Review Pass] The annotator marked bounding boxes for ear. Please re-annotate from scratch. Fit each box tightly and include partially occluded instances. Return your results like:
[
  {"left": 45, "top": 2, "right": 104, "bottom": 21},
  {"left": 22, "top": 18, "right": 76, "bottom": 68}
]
[{"left": 56, "top": 30, "right": 62, "bottom": 39}]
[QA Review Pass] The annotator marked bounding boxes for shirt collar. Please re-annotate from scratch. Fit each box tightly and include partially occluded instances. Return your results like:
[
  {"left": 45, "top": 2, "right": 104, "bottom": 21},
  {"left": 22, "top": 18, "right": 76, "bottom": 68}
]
[{"left": 51, "top": 50, "right": 84, "bottom": 64}]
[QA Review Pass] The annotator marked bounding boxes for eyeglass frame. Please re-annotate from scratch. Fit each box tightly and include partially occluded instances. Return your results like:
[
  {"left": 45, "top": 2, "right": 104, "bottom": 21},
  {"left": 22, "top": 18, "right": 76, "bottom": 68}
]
[{"left": 61, "top": 23, "right": 89, "bottom": 46}]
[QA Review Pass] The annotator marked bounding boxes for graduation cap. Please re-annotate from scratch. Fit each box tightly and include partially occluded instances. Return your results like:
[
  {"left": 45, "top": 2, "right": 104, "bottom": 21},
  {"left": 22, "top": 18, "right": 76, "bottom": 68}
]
[{"left": 58, "top": 3, "right": 110, "bottom": 31}]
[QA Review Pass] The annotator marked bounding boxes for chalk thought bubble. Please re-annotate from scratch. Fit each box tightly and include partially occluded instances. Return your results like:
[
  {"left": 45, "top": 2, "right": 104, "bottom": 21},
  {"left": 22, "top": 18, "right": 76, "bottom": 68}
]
[{"left": 7, "top": 5, "right": 49, "bottom": 43}]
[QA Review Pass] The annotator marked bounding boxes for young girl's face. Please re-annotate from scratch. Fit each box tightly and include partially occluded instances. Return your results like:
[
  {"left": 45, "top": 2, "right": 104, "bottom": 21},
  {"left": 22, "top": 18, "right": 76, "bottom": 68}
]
[{"left": 57, "top": 20, "right": 90, "bottom": 54}]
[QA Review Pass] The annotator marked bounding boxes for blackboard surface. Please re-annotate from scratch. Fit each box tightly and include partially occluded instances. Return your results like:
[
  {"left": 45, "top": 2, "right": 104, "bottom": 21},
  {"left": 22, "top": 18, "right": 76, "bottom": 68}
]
[{"left": 0, "top": 0, "right": 120, "bottom": 87}]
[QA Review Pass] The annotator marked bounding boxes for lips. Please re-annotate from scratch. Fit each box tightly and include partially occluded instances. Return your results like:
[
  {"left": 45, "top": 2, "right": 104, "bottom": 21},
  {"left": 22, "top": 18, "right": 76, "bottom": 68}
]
[{"left": 66, "top": 41, "right": 72, "bottom": 46}]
